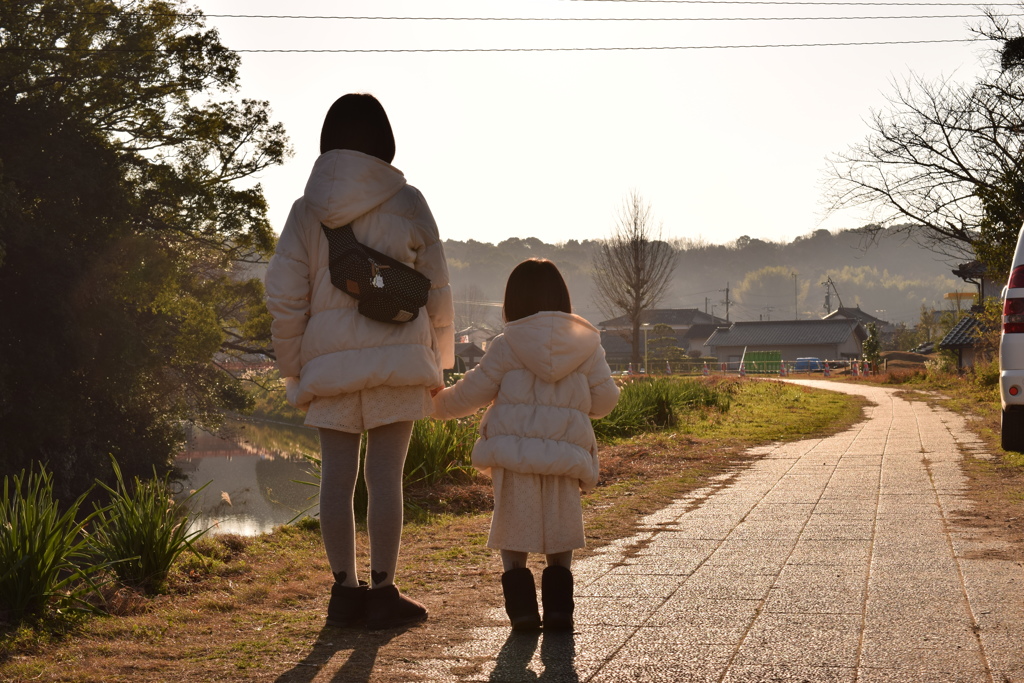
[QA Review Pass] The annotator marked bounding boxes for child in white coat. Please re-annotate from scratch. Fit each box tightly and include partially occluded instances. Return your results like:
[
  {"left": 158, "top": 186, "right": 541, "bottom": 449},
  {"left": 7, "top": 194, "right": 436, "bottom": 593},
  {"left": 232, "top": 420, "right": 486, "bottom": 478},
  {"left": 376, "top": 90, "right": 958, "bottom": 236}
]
[{"left": 431, "top": 259, "right": 620, "bottom": 630}]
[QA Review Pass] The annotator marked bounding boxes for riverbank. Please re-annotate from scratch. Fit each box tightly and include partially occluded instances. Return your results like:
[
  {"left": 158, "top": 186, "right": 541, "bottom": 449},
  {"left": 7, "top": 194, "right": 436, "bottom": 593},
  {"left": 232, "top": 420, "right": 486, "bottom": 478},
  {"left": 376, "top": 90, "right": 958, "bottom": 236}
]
[{"left": 1, "top": 379, "right": 866, "bottom": 682}]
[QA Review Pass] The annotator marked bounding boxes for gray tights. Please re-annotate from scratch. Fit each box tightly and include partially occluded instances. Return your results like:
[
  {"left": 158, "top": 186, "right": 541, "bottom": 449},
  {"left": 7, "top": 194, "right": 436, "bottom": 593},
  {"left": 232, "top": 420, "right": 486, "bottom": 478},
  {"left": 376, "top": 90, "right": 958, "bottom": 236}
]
[{"left": 318, "top": 422, "right": 413, "bottom": 588}]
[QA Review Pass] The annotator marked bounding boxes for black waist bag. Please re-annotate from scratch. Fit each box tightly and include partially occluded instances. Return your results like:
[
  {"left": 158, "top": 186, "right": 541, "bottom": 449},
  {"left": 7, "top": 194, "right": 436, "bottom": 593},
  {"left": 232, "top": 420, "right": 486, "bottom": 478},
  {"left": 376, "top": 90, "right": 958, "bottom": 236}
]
[{"left": 322, "top": 223, "right": 431, "bottom": 324}]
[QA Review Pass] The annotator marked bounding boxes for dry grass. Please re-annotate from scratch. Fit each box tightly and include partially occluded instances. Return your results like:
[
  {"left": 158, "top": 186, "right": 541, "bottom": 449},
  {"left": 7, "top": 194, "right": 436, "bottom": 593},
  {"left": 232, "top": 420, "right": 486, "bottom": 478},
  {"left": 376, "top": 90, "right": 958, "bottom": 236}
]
[{"left": 0, "top": 379, "right": 867, "bottom": 683}]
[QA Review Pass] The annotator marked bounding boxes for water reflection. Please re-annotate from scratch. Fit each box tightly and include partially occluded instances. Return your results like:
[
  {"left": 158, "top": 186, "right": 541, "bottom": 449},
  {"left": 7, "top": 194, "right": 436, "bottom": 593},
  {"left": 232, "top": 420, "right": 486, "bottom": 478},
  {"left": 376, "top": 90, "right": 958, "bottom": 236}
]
[{"left": 175, "top": 419, "right": 321, "bottom": 536}]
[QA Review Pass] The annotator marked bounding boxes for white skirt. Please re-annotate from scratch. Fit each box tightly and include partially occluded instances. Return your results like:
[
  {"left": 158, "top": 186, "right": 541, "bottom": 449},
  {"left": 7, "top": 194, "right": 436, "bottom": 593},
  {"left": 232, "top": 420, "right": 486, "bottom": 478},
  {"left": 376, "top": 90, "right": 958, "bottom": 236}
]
[
  {"left": 487, "top": 468, "right": 586, "bottom": 554},
  {"left": 304, "top": 385, "right": 433, "bottom": 433}
]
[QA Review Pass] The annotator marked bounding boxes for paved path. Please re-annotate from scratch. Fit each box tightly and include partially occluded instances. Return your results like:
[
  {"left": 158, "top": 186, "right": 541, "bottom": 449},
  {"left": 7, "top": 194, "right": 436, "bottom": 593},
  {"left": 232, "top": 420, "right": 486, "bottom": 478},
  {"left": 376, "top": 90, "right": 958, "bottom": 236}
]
[{"left": 418, "top": 381, "right": 1024, "bottom": 682}]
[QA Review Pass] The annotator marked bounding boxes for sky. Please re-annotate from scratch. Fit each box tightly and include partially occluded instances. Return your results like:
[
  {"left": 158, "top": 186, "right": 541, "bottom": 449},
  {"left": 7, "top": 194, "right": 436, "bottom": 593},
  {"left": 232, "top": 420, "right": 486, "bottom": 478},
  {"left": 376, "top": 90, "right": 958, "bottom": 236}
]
[{"left": 190, "top": 0, "right": 1015, "bottom": 247}]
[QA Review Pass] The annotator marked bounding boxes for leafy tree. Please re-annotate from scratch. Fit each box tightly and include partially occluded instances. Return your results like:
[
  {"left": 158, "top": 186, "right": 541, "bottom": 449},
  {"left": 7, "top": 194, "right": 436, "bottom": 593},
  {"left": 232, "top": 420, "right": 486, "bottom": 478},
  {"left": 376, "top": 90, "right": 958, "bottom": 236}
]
[
  {"left": 863, "top": 323, "right": 881, "bottom": 368},
  {"left": 646, "top": 323, "right": 686, "bottom": 367},
  {"left": 0, "top": 1, "right": 289, "bottom": 500},
  {"left": 824, "top": 16, "right": 1024, "bottom": 265},
  {"left": 592, "top": 191, "right": 675, "bottom": 367}
]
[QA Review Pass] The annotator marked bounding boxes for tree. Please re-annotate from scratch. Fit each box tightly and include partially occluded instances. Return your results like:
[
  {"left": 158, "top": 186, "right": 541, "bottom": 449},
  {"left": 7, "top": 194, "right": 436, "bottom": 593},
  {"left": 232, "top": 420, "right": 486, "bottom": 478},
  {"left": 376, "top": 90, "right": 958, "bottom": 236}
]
[
  {"left": 824, "top": 16, "right": 1024, "bottom": 269},
  {"left": 646, "top": 323, "right": 686, "bottom": 367},
  {"left": 591, "top": 191, "right": 675, "bottom": 368},
  {"left": 0, "top": 1, "right": 289, "bottom": 500},
  {"left": 863, "top": 323, "right": 881, "bottom": 369}
]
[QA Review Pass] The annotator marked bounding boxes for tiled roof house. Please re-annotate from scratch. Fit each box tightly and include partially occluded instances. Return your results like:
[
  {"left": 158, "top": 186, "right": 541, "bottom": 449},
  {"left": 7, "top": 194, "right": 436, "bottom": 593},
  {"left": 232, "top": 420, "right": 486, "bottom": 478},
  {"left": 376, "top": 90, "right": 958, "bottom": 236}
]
[{"left": 705, "top": 319, "right": 867, "bottom": 363}]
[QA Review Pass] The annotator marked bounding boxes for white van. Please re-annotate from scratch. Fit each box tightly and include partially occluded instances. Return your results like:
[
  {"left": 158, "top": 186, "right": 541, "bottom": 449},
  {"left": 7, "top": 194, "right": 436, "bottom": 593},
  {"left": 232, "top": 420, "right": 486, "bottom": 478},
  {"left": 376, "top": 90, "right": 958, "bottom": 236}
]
[{"left": 999, "top": 225, "right": 1024, "bottom": 450}]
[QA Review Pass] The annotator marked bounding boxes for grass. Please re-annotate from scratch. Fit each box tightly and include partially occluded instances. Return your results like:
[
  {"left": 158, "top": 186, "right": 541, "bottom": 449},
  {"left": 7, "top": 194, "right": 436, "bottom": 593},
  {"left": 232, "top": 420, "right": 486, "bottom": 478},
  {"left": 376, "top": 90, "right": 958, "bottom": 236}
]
[
  {"left": 89, "top": 459, "right": 208, "bottom": 594},
  {"left": 0, "top": 378, "right": 871, "bottom": 682},
  {"left": 0, "top": 468, "right": 106, "bottom": 623},
  {"left": 592, "top": 376, "right": 731, "bottom": 440}
]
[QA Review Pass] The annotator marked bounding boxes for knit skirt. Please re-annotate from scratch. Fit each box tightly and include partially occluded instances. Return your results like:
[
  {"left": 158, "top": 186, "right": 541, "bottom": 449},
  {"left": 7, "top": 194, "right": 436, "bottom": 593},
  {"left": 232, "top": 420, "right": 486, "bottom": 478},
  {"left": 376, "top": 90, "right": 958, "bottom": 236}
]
[
  {"left": 487, "top": 468, "right": 586, "bottom": 555},
  {"left": 304, "top": 385, "right": 433, "bottom": 433}
]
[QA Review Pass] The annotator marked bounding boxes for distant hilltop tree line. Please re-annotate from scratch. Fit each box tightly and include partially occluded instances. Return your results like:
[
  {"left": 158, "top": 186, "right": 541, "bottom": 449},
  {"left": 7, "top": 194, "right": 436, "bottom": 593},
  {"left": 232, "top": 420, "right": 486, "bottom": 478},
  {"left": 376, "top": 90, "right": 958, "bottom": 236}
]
[{"left": 445, "top": 223, "right": 959, "bottom": 333}]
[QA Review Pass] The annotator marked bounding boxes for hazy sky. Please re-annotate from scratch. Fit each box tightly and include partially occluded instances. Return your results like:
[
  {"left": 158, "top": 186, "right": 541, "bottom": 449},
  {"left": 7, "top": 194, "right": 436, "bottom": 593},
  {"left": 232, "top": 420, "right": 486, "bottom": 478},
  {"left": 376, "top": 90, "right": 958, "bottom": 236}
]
[{"left": 192, "top": 0, "right": 1011, "bottom": 247}]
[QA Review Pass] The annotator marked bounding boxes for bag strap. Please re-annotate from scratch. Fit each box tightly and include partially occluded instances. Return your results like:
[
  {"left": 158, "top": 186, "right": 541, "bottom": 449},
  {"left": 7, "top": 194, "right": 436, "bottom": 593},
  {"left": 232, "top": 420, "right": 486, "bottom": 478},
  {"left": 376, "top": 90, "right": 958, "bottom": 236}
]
[{"left": 321, "top": 222, "right": 360, "bottom": 251}]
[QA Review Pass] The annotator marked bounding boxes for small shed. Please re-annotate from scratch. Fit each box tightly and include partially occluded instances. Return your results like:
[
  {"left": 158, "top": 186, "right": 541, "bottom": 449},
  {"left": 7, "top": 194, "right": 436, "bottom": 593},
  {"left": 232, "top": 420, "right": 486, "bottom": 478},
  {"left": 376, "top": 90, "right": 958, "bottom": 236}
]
[{"left": 938, "top": 314, "right": 984, "bottom": 370}]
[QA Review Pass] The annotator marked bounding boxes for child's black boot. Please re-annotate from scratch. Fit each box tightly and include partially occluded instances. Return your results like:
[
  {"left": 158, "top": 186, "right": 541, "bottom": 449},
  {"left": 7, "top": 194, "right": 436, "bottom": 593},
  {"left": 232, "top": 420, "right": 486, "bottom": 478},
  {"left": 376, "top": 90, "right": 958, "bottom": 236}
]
[
  {"left": 326, "top": 572, "right": 367, "bottom": 628},
  {"left": 541, "top": 565, "right": 574, "bottom": 631},
  {"left": 500, "top": 567, "right": 541, "bottom": 631},
  {"left": 364, "top": 584, "right": 428, "bottom": 630}
]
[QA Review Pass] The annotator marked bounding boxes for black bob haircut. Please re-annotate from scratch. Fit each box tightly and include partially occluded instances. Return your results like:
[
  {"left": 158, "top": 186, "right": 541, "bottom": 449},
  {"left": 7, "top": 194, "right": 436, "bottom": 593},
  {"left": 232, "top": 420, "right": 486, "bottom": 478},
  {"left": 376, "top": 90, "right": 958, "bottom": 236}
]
[{"left": 320, "top": 93, "right": 396, "bottom": 163}]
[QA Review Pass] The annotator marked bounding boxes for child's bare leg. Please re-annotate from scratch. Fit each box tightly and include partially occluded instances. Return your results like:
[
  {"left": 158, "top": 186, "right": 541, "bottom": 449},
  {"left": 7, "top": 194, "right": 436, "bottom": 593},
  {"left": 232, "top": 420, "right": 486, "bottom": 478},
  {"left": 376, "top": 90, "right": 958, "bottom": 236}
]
[
  {"left": 500, "top": 549, "right": 529, "bottom": 571},
  {"left": 545, "top": 551, "right": 573, "bottom": 568}
]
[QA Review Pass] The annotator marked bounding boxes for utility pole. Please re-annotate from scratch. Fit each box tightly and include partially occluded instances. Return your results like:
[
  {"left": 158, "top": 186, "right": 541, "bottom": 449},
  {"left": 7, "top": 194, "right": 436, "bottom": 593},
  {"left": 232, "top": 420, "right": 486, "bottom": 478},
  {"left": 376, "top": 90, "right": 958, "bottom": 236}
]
[
  {"left": 705, "top": 297, "right": 709, "bottom": 315},
  {"left": 720, "top": 282, "right": 731, "bottom": 322},
  {"left": 763, "top": 305, "right": 774, "bottom": 321},
  {"left": 821, "top": 276, "right": 843, "bottom": 314},
  {"left": 793, "top": 272, "right": 798, "bottom": 320}
]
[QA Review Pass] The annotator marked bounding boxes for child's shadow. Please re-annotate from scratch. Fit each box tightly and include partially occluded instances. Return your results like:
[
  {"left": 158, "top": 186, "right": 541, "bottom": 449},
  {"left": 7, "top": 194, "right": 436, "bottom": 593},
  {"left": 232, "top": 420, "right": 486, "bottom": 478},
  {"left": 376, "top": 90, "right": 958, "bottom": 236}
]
[
  {"left": 273, "top": 625, "right": 406, "bottom": 683},
  {"left": 488, "top": 630, "right": 580, "bottom": 682}
]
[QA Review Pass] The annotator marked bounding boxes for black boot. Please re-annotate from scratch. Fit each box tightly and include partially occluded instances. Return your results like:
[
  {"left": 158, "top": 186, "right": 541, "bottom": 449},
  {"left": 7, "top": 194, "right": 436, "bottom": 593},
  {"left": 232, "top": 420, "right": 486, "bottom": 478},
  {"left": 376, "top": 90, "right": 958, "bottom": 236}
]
[
  {"left": 364, "top": 584, "right": 428, "bottom": 630},
  {"left": 326, "top": 572, "right": 367, "bottom": 628},
  {"left": 500, "top": 567, "right": 541, "bottom": 631},
  {"left": 541, "top": 565, "right": 574, "bottom": 631}
]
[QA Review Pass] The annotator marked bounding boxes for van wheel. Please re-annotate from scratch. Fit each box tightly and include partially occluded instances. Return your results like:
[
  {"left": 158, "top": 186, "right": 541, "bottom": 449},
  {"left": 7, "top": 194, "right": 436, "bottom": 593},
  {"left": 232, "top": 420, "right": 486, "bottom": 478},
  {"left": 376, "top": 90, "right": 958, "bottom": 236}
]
[{"left": 1001, "top": 408, "right": 1024, "bottom": 452}]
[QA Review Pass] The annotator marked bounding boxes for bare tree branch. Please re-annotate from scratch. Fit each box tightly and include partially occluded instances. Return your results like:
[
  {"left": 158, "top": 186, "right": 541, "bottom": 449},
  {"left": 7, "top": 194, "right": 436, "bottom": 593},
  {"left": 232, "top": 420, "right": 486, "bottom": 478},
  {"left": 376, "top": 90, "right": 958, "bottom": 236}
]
[{"left": 592, "top": 190, "right": 676, "bottom": 367}]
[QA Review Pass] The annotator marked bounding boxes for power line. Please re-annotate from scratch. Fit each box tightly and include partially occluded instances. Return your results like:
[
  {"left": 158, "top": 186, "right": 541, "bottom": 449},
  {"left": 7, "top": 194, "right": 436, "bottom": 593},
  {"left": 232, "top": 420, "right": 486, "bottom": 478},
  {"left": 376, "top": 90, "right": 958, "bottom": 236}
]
[
  {"left": 570, "top": 0, "right": 1021, "bottom": 5},
  {"left": 3, "top": 38, "right": 987, "bottom": 53},
  {"left": 47, "top": 12, "right": 1024, "bottom": 21}
]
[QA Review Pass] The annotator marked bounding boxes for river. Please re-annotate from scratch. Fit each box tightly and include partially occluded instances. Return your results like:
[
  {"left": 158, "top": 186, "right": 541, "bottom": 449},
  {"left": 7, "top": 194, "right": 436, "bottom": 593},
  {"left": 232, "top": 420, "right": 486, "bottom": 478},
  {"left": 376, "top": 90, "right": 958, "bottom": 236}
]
[{"left": 174, "top": 418, "right": 321, "bottom": 537}]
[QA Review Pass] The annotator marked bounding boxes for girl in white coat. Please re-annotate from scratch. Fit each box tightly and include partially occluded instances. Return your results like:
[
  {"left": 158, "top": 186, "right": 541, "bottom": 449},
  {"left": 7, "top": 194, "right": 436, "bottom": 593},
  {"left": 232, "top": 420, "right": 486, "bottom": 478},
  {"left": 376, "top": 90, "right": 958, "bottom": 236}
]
[
  {"left": 265, "top": 94, "right": 454, "bottom": 630},
  {"left": 431, "top": 259, "right": 620, "bottom": 630}
]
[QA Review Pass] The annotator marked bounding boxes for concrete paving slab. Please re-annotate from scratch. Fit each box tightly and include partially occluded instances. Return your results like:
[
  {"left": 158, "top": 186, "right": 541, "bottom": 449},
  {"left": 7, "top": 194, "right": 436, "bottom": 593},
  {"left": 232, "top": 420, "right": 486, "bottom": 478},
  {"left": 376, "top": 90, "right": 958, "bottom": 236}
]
[{"left": 413, "top": 381, "right": 1024, "bottom": 682}]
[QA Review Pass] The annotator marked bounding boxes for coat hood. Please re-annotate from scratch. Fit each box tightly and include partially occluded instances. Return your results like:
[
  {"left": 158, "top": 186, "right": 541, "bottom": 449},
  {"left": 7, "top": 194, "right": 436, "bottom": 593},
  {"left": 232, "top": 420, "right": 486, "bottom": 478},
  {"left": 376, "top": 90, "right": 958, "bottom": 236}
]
[
  {"left": 501, "top": 312, "right": 601, "bottom": 383},
  {"left": 303, "top": 149, "right": 407, "bottom": 228}
]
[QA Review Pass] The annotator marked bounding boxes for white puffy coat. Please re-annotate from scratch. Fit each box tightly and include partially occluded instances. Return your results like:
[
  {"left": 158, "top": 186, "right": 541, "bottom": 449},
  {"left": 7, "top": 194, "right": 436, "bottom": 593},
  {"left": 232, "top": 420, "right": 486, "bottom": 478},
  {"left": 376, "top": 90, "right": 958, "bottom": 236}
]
[
  {"left": 264, "top": 150, "right": 455, "bottom": 410},
  {"left": 431, "top": 311, "right": 620, "bottom": 491}
]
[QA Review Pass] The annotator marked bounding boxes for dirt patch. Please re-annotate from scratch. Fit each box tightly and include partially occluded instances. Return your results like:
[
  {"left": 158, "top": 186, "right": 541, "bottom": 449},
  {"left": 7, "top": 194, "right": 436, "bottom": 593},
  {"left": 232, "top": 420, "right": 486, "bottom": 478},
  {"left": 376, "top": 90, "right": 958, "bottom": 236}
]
[{"left": 0, "top": 382, "right": 871, "bottom": 682}]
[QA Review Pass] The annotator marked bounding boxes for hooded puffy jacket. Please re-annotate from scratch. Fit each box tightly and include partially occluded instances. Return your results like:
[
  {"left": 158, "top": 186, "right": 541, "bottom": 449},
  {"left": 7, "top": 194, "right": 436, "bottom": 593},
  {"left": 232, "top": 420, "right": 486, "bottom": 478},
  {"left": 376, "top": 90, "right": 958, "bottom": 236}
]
[
  {"left": 265, "top": 150, "right": 455, "bottom": 409},
  {"left": 431, "top": 311, "right": 620, "bottom": 491}
]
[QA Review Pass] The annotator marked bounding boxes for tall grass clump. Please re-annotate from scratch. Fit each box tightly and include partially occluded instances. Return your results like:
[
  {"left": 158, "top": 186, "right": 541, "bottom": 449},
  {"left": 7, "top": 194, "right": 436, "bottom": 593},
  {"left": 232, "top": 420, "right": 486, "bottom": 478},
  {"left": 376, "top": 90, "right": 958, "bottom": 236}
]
[
  {"left": 405, "top": 417, "right": 477, "bottom": 486},
  {"left": 293, "top": 415, "right": 479, "bottom": 521},
  {"left": 593, "top": 377, "right": 731, "bottom": 441},
  {"left": 89, "top": 459, "right": 208, "bottom": 594},
  {"left": 0, "top": 467, "right": 105, "bottom": 623}
]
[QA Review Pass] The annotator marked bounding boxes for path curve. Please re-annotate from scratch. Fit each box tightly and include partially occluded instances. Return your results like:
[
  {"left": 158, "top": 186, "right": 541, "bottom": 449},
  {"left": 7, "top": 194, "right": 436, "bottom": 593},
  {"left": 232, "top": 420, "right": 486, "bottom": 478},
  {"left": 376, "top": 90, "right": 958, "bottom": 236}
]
[{"left": 417, "top": 380, "right": 1024, "bottom": 682}]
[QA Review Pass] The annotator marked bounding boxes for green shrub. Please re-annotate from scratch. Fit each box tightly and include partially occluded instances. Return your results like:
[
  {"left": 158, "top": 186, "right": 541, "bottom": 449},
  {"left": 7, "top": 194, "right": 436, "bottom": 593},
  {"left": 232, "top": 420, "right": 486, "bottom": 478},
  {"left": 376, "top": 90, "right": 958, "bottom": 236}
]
[
  {"left": 89, "top": 459, "right": 208, "bottom": 594},
  {"left": 593, "top": 377, "right": 731, "bottom": 441},
  {"left": 405, "top": 417, "right": 477, "bottom": 486},
  {"left": 0, "top": 467, "right": 105, "bottom": 623}
]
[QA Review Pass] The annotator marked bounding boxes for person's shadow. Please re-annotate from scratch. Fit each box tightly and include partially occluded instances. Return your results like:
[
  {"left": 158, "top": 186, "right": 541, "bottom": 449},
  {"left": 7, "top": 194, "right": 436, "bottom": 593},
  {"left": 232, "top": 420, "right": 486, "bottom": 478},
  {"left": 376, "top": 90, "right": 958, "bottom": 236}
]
[
  {"left": 488, "top": 630, "right": 580, "bottom": 682},
  {"left": 273, "top": 625, "right": 406, "bottom": 683}
]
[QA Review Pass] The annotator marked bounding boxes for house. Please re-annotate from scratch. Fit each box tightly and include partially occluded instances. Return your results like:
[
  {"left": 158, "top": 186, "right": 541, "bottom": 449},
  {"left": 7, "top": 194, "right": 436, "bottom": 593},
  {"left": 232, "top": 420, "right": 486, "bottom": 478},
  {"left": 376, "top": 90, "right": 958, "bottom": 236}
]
[
  {"left": 823, "top": 305, "right": 894, "bottom": 344},
  {"left": 597, "top": 309, "right": 729, "bottom": 366},
  {"left": 455, "top": 324, "right": 500, "bottom": 349},
  {"left": 454, "top": 342, "right": 485, "bottom": 371},
  {"left": 937, "top": 260, "right": 999, "bottom": 369},
  {"left": 938, "top": 315, "right": 987, "bottom": 369},
  {"left": 951, "top": 260, "right": 1001, "bottom": 301},
  {"left": 705, "top": 319, "right": 867, "bottom": 365}
]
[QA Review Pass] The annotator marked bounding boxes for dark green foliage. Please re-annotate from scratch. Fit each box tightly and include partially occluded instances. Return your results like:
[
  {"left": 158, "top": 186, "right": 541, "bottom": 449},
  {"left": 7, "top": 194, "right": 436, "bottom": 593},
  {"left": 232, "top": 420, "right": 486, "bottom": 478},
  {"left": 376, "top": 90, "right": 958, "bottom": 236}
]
[
  {"left": 0, "top": 468, "right": 106, "bottom": 623},
  {"left": 89, "top": 459, "right": 208, "bottom": 594},
  {"left": 975, "top": 171, "right": 1024, "bottom": 285},
  {"left": 0, "top": 1, "right": 289, "bottom": 500}
]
